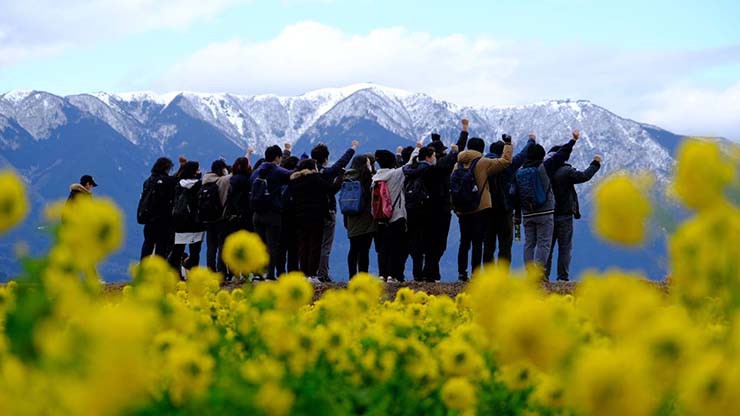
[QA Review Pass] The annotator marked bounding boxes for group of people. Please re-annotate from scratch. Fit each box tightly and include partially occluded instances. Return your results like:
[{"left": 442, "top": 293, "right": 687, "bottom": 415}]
[{"left": 132, "top": 119, "right": 601, "bottom": 282}]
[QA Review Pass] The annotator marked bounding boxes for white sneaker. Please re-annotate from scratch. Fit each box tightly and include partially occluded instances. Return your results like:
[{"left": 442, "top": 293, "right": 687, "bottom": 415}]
[
  {"left": 307, "top": 276, "right": 321, "bottom": 284},
  {"left": 386, "top": 277, "right": 400, "bottom": 284}
]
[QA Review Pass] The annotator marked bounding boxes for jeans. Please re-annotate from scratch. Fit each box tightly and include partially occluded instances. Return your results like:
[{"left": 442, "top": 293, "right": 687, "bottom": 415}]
[
  {"left": 168, "top": 241, "right": 202, "bottom": 279},
  {"left": 140, "top": 222, "right": 173, "bottom": 260},
  {"left": 318, "top": 211, "right": 336, "bottom": 280},
  {"left": 376, "top": 219, "right": 407, "bottom": 281},
  {"left": 483, "top": 209, "right": 514, "bottom": 269},
  {"left": 206, "top": 222, "right": 227, "bottom": 274},
  {"left": 523, "top": 214, "right": 554, "bottom": 272},
  {"left": 298, "top": 221, "right": 324, "bottom": 278},
  {"left": 457, "top": 210, "right": 489, "bottom": 276},
  {"left": 348, "top": 233, "right": 374, "bottom": 279},
  {"left": 545, "top": 215, "right": 574, "bottom": 281},
  {"left": 253, "top": 211, "right": 282, "bottom": 279}
]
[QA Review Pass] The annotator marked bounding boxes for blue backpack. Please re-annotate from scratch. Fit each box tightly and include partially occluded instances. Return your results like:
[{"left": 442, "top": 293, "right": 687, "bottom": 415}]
[
  {"left": 339, "top": 180, "right": 364, "bottom": 215},
  {"left": 515, "top": 166, "right": 548, "bottom": 211},
  {"left": 450, "top": 158, "right": 481, "bottom": 213}
]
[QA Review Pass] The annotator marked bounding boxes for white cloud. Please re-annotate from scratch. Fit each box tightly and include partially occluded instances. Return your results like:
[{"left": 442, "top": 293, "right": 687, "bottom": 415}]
[
  {"left": 160, "top": 21, "right": 740, "bottom": 139},
  {"left": 0, "top": 0, "right": 250, "bottom": 67}
]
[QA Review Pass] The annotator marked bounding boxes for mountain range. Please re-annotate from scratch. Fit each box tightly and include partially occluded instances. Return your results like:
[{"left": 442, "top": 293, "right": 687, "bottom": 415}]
[{"left": 0, "top": 83, "right": 692, "bottom": 281}]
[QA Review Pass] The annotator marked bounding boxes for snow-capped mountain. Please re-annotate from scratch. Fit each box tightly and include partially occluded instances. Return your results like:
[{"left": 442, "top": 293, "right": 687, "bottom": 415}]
[{"left": 0, "top": 83, "right": 690, "bottom": 281}]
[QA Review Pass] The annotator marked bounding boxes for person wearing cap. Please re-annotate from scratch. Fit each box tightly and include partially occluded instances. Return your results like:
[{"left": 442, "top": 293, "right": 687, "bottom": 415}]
[{"left": 67, "top": 174, "right": 98, "bottom": 201}]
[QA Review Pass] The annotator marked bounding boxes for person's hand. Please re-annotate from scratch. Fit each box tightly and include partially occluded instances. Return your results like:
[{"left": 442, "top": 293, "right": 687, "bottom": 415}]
[
  {"left": 572, "top": 130, "right": 580, "bottom": 141},
  {"left": 528, "top": 133, "right": 537, "bottom": 141},
  {"left": 451, "top": 144, "right": 459, "bottom": 152},
  {"left": 461, "top": 119, "right": 469, "bottom": 132},
  {"left": 416, "top": 141, "right": 423, "bottom": 149},
  {"left": 502, "top": 134, "right": 512, "bottom": 144},
  {"left": 594, "top": 155, "right": 602, "bottom": 163},
  {"left": 284, "top": 143, "right": 292, "bottom": 151},
  {"left": 246, "top": 147, "right": 254, "bottom": 157},
  {"left": 396, "top": 146, "right": 404, "bottom": 154},
  {"left": 178, "top": 155, "right": 187, "bottom": 165},
  {"left": 351, "top": 140, "right": 359, "bottom": 150}
]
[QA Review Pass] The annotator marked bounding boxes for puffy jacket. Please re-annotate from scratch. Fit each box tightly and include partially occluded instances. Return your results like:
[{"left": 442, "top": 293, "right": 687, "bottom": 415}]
[
  {"left": 453, "top": 144, "right": 513, "bottom": 215},
  {"left": 552, "top": 160, "right": 601, "bottom": 219},
  {"left": 288, "top": 169, "right": 339, "bottom": 223},
  {"left": 342, "top": 168, "right": 377, "bottom": 238}
]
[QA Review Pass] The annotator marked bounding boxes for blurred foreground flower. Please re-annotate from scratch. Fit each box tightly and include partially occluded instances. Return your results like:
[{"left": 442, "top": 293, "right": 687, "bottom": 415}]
[
  {"left": 593, "top": 172, "right": 652, "bottom": 245},
  {"left": 0, "top": 170, "right": 29, "bottom": 234}
]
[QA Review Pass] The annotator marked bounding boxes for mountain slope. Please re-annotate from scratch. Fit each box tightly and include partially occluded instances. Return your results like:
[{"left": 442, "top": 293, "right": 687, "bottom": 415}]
[{"left": 0, "top": 84, "right": 691, "bottom": 281}]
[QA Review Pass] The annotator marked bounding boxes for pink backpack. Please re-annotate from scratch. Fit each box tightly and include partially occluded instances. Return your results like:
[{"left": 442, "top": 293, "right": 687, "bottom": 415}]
[{"left": 371, "top": 181, "right": 393, "bottom": 221}]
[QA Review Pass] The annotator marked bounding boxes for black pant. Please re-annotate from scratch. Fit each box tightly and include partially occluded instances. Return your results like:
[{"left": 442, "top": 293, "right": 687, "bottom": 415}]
[
  {"left": 277, "top": 214, "right": 299, "bottom": 275},
  {"left": 458, "top": 210, "right": 488, "bottom": 276},
  {"left": 421, "top": 208, "right": 451, "bottom": 281},
  {"left": 545, "top": 215, "right": 574, "bottom": 281},
  {"left": 253, "top": 211, "right": 282, "bottom": 279},
  {"left": 298, "top": 221, "right": 324, "bottom": 277},
  {"left": 376, "top": 219, "right": 407, "bottom": 281},
  {"left": 206, "top": 222, "right": 227, "bottom": 274},
  {"left": 141, "top": 222, "right": 173, "bottom": 261},
  {"left": 483, "top": 209, "right": 514, "bottom": 269},
  {"left": 168, "top": 240, "right": 203, "bottom": 279},
  {"left": 348, "top": 233, "right": 374, "bottom": 278}
]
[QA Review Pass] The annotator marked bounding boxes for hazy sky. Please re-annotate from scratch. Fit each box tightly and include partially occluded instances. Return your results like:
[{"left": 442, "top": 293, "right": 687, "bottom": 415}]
[{"left": 1, "top": 0, "right": 739, "bottom": 139}]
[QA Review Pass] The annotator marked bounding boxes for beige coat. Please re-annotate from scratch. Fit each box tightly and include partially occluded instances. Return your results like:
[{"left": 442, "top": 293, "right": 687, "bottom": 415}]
[{"left": 453, "top": 144, "right": 513, "bottom": 214}]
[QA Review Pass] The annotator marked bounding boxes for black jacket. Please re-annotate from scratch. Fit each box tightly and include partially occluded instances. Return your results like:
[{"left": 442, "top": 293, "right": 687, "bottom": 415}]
[
  {"left": 173, "top": 180, "right": 205, "bottom": 233},
  {"left": 225, "top": 173, "right": 252, "bottom": 227},
  {"left": 141, "top": 173, "right": 177, "bottom": 223},
  {"left": 319, "top": 147, "right": 355, "bottom": 211},
  {"left": 422, "top": 130, "right": 469, "bottom": 210},
  {"left": 288, "top": 170, "right": 340, "bottom": 223},
  {"left": 552, "top": 160, "right": 601, "bottom": 219}
]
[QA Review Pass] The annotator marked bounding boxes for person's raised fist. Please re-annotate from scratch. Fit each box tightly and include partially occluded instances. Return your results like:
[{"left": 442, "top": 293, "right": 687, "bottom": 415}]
[
  {"left": 528, "top": 133, "right": 537, "bottom": 140},
  {"left": 594, "top": 155, "right": 602, "bottom": 163},
  {"left": 351, "top": 140, "right": 359, "bottom": 149},
  {"left": 416, "top": 141, "right": 423, "bottom": 149},
  {"left": 284, "top": 143, "right": 292, "bottom": 150},
  {"left": 461, "top": 119, "right": 469, "bottom": 131},
  {"left": 451, "top": 144, "right": 459, "bottom": 152},
  {"left": 572, "top": 130, "right": 580, "bottom": 141},
  {"left": 396, "top": 146, "right": 404, "bottom": 154}
]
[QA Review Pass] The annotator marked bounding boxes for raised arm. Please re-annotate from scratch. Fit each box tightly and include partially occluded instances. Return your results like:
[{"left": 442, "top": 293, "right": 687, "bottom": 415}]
[
  {"left": 482, "top": 139, "right": 513, "bottom": 175},
  {"left": 457, "top": 119, "right": 470, "bottom": 150},
  {"left": 283, "top": 143, "right": 292, "bottom": 159},
  {"left": 512, "top": 134, "right": 536, "bottom": 171},
  {"left": 324, "top": 140, "right": 358, "bottom": 177},
  {"left": 569, "top": 156, "right": 602, "bottom": 184},
  {"left": 544, "top": 131, "right": 578, "bottom": 175}
]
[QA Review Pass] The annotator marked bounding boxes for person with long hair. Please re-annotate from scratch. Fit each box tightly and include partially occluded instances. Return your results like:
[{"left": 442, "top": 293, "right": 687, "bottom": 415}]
[
  {"left": 138, "top": 157, "right": 177, "bottom": 260},
  {"left": 342, "top": 154, "right": 377, "bottom": 279},
  {"left": 168, "top": 161, "right": 205, "bottom": 279}
]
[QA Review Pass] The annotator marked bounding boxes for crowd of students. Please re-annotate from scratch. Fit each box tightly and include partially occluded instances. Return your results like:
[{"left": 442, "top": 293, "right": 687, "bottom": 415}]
[{"left": 134, "top": 119, "right": 601, "bottom": 283}]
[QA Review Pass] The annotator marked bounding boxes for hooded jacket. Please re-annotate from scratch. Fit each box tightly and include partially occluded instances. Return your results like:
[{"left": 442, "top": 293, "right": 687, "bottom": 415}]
[
  {"left": 202, "top": 172, "right": 232, "bottom": 206},
  {"left": 552, "top": 160, "right": 601, "bottom": 219},
  {"left": 173, "top": 179, "right": 205, "bottom": 233},
  {"left": 453, "top": 144, "right": 513, "bottom": 214},
  {"left": 288, "top": 169, "right": 339, "bottom": 223},
  {"left": 342, "top": 168, "right": 377, "bottom": 238},
  {"left": 371, "top": 147, "right": 419, "bottom": 224},
  {"left": 515, "top": 139, "right": 576, "bottom": 219}
]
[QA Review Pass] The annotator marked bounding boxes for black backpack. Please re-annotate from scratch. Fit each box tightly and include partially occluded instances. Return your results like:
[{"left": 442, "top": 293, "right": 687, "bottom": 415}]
[
  {"left": 173, "top": 185, "right": 197, "bottom": 224},
  {"left": 223, "top": 187, "right": 245, "bottom": 224},
  {"left": 136, "top": 177, "right": 157, "bottom": 224},
  {"left": 197, "top": 182, "right": 223, "bottom": 224},
  {"left": 450, "top": 158, "right": 481, "bottom": 213},
  {"left": 250, "top": 167, "right": 273, "bottom": 212},
  {"left": 404, "top": 176, "right": 429, "bottom": 211}
]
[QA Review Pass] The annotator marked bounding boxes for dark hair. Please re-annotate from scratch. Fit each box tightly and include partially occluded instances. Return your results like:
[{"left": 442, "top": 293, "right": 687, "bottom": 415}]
[
  {"left": 180, "top": 161, "right": 200, "bottom": 179},
  {"left": 375, "top": 150, "right": 397, "bottom": 169},
  {"left": 310, "top": 144, "right": 330, "bottom": 165},
  {"left": 400, "top": 146, "right": 414, "bottom": 165},
  {"left": 211, "top": 159, "right": 228, "bottom": 176},
  {"left": 151, "top": 157, "right": 174, "bottom": 175},
  {"left": 468, "top": 137, "right": 485, "bottom": 153},
  {"left": 489, "top": 141, "right": 505, "bottom": 156},
  {"left": 419, "top": 146, "right": 436, "bottom": 161},
  {"left": 350, "top": 155, "right": 373, "bottom": 184},
  {"left": 232, "top": 157, "right": 251, "bottom": 176},
  {"left": 527, "top": 144, "right": 546, "bottom": 162},
  {"left": 297, "top": 158, "right": 317, "bottom": 171},
  {"left": 265, "top": 145, "right": 283, "bottom": 162},
  {"left": 282, "top": 156, "right": 300, "bottom": 170}
]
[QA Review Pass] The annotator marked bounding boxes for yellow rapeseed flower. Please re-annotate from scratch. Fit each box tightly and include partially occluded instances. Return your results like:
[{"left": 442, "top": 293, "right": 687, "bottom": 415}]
[
  {"left": 673, "top": 138, "right": 736, "bottom": 211},
  {"left": 57, "top": 197, "right": 124, "bottom": 266},
  {"left": 0, "top": 170, "right": 28, "bottom": 234},
  {"left": 593, "top": 172, "right": 652, "bottom": 245},
  {"left": 255, "top": 382, "right": 294, "bottom": 416},
  {"left": 275, "top": 272, "right": 313, "bottom": 312},
  {"left": 441, "top": 377, "right": 477, "bottom": 412},
  {"left": 222, "top": 230, "right": 269, "bottom": 275}
]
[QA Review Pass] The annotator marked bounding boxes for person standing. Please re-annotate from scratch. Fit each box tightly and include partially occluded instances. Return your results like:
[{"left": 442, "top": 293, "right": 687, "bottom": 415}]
[
  {"left": 277, "top": 155, "right": 300, "bottom": 275},
  {"left": 201, "top": 159, "right": 232, "bottom": 274},
  {"left": 168, "top": 161, "right": 205, "bottom": 279},
  {"left": 250, "top": 145, "right": 294, "bottom": 280},
  {"left": 341, "top": 155, "right": 377, "bottom": 279},
  {"left": 138, "top": 157, "right": 177, "bottom": 260},
  {"left": 482, "top": 134, "right": 536, "bottom": 269},
  {"left": 545, "top": 153, "right": 602, "bottom": 281},
  {"left": 67, "top": 174, "right": 97, "bottom": 201},
  {"left": 451, "top": 126, "right": 512, "bottom": 281},
  {"left": 402, "top": 146, "right": 436, "bottom": 281},
  {"left": 513, "top": 131, "right": 579, "bottom": 276},
  {"left": 288, "top": 159, "right": 340, "bottom": 282},
  {"left": 311, "top": 140, "right": 358, "bottom": 282}
]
